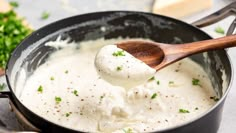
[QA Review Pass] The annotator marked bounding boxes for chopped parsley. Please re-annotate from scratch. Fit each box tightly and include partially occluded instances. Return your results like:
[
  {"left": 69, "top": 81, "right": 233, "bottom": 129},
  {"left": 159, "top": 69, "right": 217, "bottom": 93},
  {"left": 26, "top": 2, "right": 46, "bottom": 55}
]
[
  {"left": 179, "top": 109, "right": 190, "bottom": 113},
  {"left": 157, "top": 80, "right": 160, "bottom": 85},
  {"left": 37, "top": 85, "right": 43, "bottom": 93},
  {"left": 215, "top": 26, "right": 225, "bottom": 35},
  {"left": 9, "top": 1, "right": 19, "bottom": 8},
  {"left": 65, "top": 70, "right": 68, "bottom": 74},
  {"left": 65, "top": 112, "right": 72, "bottom": 117},
  {"left": 210, "top": 96, "right": 219, "bottom": 102},
  {"left": 55, "top": 96, "right": 62, "bottom": 104},
  {"left": 112, "top": 50, "right": 125, "bottom": 56},
  {"left": 41, "top": 11, "right": 50, "bottom": 20},
  {"left": 151, "top": 93, "right": 157, "bottom": 99},
  {"left": 72, "top": 90, "right": 78, "bottom": 96},
  {"left": 50, "top": 76, "right": 54, "bottom": 80},
  {"left": 0, "top": 10, "right": 32, "bottom": 68},
  {"left": 195, "top": 107, "right": 199, "bottom": 110},
  {"left": 169, "top": 81, "right": 174, "bottom": 85},
  {"left": 192, "top": 78, "right": 200, "bottom": 86},
  {"left": 148, "top": 76, "right": 155, "bottom": 81},
  {"left": 116, "top": 66, "right": 122, "bottom": 71},
  {"left": 0, "top": 83, "right": 6, "bottom": 91},
  {"left": 123, "top": 128, "right": 133, "bottom": 133}
]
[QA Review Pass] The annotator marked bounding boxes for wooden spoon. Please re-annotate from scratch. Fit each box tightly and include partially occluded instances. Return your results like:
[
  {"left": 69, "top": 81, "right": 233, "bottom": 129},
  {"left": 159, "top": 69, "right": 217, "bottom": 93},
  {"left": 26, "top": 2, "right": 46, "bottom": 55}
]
[{"left": 117, "top": 35, "right": 236, "bottom": 71}]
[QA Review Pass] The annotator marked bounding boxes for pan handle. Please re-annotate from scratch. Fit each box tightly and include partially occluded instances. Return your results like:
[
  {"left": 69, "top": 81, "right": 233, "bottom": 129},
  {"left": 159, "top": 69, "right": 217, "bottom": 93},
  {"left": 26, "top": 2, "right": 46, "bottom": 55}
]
[
  {"left": 0, "top": 90, "right": 40, "bottom": 132},
  {"left": 192, "top": 1, "right": 236, "bottom": 29}
]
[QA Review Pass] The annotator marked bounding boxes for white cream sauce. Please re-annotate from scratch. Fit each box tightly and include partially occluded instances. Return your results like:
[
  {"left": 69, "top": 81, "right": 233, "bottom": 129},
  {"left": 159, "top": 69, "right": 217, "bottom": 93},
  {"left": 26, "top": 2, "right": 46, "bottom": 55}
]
[
  {"left": 18, "top": 38, "right": 217, "bottom": 133},
  {"left": 95, "top": 45, "right": 156, "bottom": 89}
]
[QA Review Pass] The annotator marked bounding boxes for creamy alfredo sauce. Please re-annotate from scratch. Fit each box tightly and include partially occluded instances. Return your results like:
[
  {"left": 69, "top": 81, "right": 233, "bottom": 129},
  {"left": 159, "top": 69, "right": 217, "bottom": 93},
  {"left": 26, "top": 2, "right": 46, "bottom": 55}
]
[
  {"left": 95, "top": 45, "right": 156, "bottom": 89},
  {"left": 19, "top": 38, "right": 217, "bottom": 133}
]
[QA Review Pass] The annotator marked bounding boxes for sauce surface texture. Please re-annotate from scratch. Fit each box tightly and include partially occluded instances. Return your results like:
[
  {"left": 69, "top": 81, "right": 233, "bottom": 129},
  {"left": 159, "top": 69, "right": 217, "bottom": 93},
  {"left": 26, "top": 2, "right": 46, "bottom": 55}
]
[{"left": 19, "top": 38, "right": 217, "bottom": 133}]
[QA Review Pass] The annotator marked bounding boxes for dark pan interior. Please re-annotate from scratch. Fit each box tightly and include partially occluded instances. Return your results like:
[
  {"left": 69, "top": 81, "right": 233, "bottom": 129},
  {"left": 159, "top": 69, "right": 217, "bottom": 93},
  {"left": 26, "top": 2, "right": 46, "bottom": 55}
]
[{"left": 6, "top": 11, "right": 232, "bottom": 133}]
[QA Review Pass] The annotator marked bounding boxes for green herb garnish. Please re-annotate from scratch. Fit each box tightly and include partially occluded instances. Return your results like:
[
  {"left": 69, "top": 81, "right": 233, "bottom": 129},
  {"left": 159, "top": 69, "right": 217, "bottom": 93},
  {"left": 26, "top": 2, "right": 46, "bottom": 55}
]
[
  {"left": 73, "top": 90, "right": 78, "bottom": 96},
  {"left": 0, "top": 83, "right": 6, "bottom": 91},
  {"left": 41, "top": 11, "right": 50, "bottom": 20},
  {"left": 9, "top": 1, "right": 19, "bottom": 8},
  {"left": 195, "top": 107, "right": 199, "bottom": 110},
  {"left": 37, "top": 85, "right": 43, "bottom": 93},
  {"left": 179, "top": 109, "right": 190, "bottom": 113},
  {"left": 65, "top": 70, "right": 68, "bottom": 74},
  {"left": 215, "top": 26, "right": 225, "bottom": 35},
  {"left": 123, "top": 128, "right": 133, "bottom": 133},
  {"left": 50, "top": 76, "right": 54, "bottom": 80},
  {"left": 192, "top": 78, "right": 200, "bottom": 86},
  {"left": 0, "top": 10, "right": 32, "bottom": 68},
  {"left": 65, "top": 112, "right": 72, "bottom": 117},
  {"left": 55, "top": 96, "right": 62, "bottom": 104},
  {"left": 116, "top": 66, "right": 122, "bottom": 71},
  {"left": 151, "top": 93, "right": 157, "bottom": 99},
  {"left": 210, "top": 96, "right": 219, "bottom": 102},
  {"left": 157, "top": 80, "right": 160, "bottom": 85},
  {"left": 148, "top": 76, "right": 155, "bottom": 81},
  {"left": 112, "top": 50, "right": 125, "bottom": 56},
  {"left": 169, "top": 81, "right": 174, "bottom": 85}
]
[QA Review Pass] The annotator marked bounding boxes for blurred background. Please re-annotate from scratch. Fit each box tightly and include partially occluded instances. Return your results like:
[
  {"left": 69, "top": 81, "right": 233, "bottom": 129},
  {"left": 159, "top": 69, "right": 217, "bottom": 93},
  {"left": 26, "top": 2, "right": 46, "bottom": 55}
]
[{"left": 0, "top": 0, "right": 236, "bottom": 132}]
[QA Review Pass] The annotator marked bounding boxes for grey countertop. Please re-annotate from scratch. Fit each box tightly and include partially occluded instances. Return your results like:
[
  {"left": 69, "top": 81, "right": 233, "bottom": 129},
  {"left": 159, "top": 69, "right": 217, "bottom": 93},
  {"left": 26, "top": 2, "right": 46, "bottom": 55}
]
[{"left": 1, "top": 0, "right": 236, "bottom": 132}]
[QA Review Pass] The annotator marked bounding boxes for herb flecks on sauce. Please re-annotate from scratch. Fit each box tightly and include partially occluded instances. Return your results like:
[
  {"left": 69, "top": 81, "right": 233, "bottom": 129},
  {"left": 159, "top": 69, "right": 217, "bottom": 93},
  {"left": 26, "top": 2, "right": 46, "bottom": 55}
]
[
  {"left": 157, "top": 80, "right": 160, "bottom": 85},
  {"left": 55, "top": 96, "right": 62, "bottom": 104},
  {"left": 123, "top": 128, "right": 133, "bottom": 133},
  {"left": 37, "top": 85, "right": 43, "bottom": 93},
  {"left": 0, "top": 10, "right": 32, "bottom": 68},
  {"left": 65, "top": 70, "right": 69, "bottom": 74},
  {"left": 112, "top": 50, "right": 125, "bottom": 56},
  {"left": 72, "top": 90, "right": 78, "bottom": 96},
  {"left": 65, "top": 112, "right": 72, "bottom": 117},
  {"left": 50, "top": 76, "right": 54, "bottom": 80},
  {"left": 192, "top": 78, "right": 200, "bottom": 86},
  {"left": 148, "top": 76, "right": 155, "bottom": 81},
  {"left": 116, "top": 66, "right": 123, "bottom": 71},
  {"left": 151, "top": 93, "right": 157, "bottom": 99},
  {"left": 210, "top": 96, "right": 219, "bottom": 102},
  {"left": 179, "top": 109, "right": 190, "bottom": 113}
]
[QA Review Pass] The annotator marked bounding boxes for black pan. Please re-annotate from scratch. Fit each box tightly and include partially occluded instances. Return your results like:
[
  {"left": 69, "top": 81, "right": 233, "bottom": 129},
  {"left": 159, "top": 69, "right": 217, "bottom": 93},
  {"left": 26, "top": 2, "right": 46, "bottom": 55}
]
[{"left": 1, "top": 3, "right": 236, "bottom": 133}]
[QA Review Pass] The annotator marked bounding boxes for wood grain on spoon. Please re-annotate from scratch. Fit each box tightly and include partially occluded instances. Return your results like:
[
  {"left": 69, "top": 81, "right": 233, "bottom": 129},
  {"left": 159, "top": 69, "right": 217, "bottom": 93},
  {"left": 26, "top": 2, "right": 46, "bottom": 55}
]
[{"left": 117, "top": 34, "right": 236, "bottom": 71}]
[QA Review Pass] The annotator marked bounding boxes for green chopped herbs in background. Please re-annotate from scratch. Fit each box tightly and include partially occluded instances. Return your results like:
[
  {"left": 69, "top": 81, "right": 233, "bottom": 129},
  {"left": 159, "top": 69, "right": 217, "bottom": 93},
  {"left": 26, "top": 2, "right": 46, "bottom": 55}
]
[
  {"left": 55, "top": 96, "right": 62, "bottom": 104},
  {"left": 169, "top": 81, "right": 174, "bottom": 85},
  {"left": 65, "top": 112, "right": 72, "bottom": 117},
  {"left": 179, "top": 109, "right": 190, "bottom": 113},
  {"left": 157, "top": 80, "right": 160, "bottom": 85},
  {"left": 0, "top": 10, "right": 32, "bottom": 68},
  {"left": 37, "top": 85, "right": 43, "bottom": 93},
  {"left": 9, "top": 1, "right": 19, "bottom": 8},
  {"left": 41, "top": 11, "right": 50, "bottom": 20},
  {"left": 0, "top": 83, "right": 6, "bottom": 91},
  {"left": 151, "top": 93, "right": 157, "bottom": 99},
  {"left": 112, "top": 50, "right": 125, "bottom": 56},
  {"left": 215, "top": 26, "right": 225, "bottom": 35}
]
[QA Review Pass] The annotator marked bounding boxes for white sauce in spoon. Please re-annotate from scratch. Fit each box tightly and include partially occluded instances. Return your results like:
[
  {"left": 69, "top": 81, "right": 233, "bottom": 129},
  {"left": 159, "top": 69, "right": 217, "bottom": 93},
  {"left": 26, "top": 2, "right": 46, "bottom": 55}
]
[
  {"left": 17, "top": 38, "right": 217, "bottom": 133},
  {"left": 95, "top": 45, "right": 156, "bottom": 89}
]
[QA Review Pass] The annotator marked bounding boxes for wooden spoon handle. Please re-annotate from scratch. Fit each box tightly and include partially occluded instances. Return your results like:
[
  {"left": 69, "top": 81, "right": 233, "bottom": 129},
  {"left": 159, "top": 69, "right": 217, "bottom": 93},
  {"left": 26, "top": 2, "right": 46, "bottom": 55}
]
[{"left": 165, "top": 34, "right": 236, "bottom": 57}]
